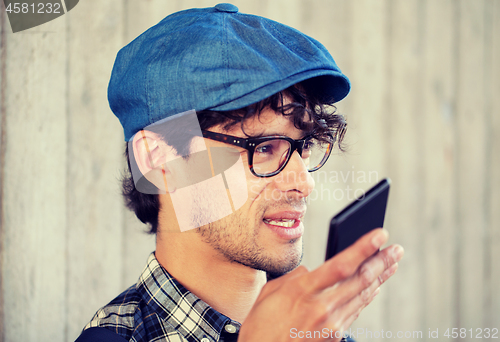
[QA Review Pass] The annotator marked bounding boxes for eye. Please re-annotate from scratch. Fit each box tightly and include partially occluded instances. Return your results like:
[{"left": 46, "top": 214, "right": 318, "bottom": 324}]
[
  {"left": 303, "top": 138, "right": 316, "bottom": 151},
  {"left": 255, "top": 143, "right": 274, "bottom": 154},
  {"left": 253, "top": 140, "right": 290, "bottom": 162}
]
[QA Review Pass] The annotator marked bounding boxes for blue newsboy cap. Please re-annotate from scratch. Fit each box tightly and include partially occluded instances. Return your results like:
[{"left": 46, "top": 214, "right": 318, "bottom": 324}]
[{"left": 109, "top": 3, "right": 351, "bottom": 141}]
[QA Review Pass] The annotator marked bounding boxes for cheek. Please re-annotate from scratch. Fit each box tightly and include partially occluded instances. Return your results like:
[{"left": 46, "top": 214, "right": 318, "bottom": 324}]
[
  {"left": 231, "top": 151, "right": 274, "bottom": 208},
  {"left": 219, "top": 151, "right": 267, "bottom": 214},
  {"left": 246, "top": 174, "right": 273, "bottom": 201},
  {"left": 237, "top": 153, "right": 269, "bottom": 199},
  {"left": 248, "top": 181, "right": 263, "bottom": 200}
]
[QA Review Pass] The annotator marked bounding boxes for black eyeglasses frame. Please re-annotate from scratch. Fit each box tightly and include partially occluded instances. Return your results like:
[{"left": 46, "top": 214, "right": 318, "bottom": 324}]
[{"left": 201, "top": 130, "right": 335, "bottom": 178}]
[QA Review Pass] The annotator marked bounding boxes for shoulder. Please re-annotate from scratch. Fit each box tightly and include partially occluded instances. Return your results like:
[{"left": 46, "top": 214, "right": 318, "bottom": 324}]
[
  {"left": 83, "top": 284, "right": 144, "bottom": 339},
  {"left": 80, "top": 283, "right": 188, "bottom": 342}
]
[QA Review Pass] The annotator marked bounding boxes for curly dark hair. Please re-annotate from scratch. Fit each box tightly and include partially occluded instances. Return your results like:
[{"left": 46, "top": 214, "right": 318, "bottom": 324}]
[{"left": 122, "top": 82, "right": 347, "bottom": 234}]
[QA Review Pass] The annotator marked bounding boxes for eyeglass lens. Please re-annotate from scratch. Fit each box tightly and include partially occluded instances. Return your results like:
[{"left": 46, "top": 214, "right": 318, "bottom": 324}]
[{"left": 252, "top": 138, "right": 330, "bottom": 176}]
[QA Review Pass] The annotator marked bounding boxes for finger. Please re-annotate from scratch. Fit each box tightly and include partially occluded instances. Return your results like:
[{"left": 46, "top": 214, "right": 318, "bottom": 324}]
[
  {"left": 318, "top": 245, "right": 402, "bottom": 313},
  {"left": 375, "top": 262, "right": 399, "bottom": 288},
  {"left": 337, "top": 262, "right": 398, "bottom": 319},
  {"left": 326, "top": 244, "right": 403, "bottom": 308},
  {"left": 333, "top": 286, "right": 383, "bottom": 337},
  {"left": 306, "top": 228, "right": 389, "bottom": 291}
]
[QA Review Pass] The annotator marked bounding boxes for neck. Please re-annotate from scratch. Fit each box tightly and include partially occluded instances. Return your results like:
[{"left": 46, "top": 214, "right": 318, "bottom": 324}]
[{"left": 155, "top": 231, "right": 267, "bottom": 323}]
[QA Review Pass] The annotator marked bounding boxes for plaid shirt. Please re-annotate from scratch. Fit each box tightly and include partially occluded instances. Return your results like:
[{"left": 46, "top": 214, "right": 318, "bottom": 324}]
[{"left": 84, "top": 253, "right": 241, "bottom": 342}]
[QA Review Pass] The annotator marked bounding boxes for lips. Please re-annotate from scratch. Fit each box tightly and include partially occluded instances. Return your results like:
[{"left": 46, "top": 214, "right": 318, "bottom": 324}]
[
  {"left": 263, "top": 218, "right": 297, "bottom": 228},
  {"left": 262, "top": 210, "right": 305, "bottom": 239},
  {"left": 263, "top": 210, "right": 304, "bottom": 222}
]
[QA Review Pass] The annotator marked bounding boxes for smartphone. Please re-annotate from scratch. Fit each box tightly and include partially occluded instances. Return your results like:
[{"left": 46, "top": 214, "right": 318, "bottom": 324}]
[{"left": 325, "top": 178, "right": 391, "bottom": 260}]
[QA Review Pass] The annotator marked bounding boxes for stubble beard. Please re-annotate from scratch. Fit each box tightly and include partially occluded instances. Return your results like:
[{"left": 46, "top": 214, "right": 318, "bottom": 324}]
[{"left": 194, "top": 198, "right": 304, "bottom": 278}]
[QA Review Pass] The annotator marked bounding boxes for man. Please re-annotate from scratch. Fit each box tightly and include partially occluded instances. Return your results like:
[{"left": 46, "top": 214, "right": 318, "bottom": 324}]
[{"left": 76, "top": 4, "right": 403, "bottom": 342}]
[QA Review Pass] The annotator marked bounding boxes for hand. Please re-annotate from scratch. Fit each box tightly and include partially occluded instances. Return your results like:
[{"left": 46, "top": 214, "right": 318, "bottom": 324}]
[{"left": 238, "top": 228, "right": 403, "bottom": 342}]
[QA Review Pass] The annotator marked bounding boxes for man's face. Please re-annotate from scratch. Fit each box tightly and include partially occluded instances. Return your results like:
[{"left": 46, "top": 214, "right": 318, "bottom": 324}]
[{"left": 194, "top": 105, "right": 316, "bottom": 276}]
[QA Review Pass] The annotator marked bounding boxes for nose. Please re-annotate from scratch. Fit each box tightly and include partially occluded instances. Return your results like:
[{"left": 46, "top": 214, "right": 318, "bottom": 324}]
[{"left": 274, "top": 150, "right": 315, "bottom": 198}]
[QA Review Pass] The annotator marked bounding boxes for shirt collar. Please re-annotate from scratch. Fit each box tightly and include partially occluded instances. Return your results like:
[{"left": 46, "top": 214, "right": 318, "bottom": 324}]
[{"left": 136, "top": 252, "right": 241, "bottom": 342}]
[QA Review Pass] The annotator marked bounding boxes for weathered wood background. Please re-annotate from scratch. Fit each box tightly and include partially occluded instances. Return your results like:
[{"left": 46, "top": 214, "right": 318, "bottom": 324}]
[{"left": 0, "top": 1, "right": 498, "bottom": 341}]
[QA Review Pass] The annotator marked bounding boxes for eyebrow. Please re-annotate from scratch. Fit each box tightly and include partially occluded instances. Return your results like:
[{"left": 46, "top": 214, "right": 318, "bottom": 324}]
[{"left": 248, "top": 131, "right": 309, "bottom": 140}]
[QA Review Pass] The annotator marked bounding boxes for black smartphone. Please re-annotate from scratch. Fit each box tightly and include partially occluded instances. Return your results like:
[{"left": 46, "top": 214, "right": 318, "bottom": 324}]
[{"left": 325, "top": 178, "right": 391, "bottom": 260}]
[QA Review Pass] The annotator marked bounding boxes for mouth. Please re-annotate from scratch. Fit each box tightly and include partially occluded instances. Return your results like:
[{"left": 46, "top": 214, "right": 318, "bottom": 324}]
[
  {"left": 262, "top": 211, "right": 305, "bottom": 240},
  {"left": 263, "top": 218, "right": 299, "bottom": 228}
]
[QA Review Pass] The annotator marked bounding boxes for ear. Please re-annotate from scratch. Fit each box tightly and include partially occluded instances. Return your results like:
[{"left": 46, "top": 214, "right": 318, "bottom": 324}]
[{"left": 132, "top": 130, "right": 176, "bottom": 193}]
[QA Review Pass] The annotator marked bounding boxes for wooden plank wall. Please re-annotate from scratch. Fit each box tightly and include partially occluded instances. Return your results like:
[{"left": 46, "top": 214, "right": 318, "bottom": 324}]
[{"left": 0, "top": 1, "right": 498, "bottom": 341}]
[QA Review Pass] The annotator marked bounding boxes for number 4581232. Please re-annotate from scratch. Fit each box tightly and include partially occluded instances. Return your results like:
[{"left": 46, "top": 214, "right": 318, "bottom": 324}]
[
  {"left": 5, "top": 3, "right": 61, "bottom": 14},
  {"left": 444, "top": 328, "right": 498, "bottom": 339}
]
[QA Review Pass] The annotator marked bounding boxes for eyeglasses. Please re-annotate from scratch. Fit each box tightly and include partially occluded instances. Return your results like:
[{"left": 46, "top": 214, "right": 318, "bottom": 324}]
[{"left": 201, "top": 130, "right": 335, "bottom": 177}]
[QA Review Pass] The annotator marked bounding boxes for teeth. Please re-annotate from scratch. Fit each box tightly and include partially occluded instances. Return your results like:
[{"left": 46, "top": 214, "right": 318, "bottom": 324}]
[{"left": 264, "top": 219, "right": 296, "bottom": 228}]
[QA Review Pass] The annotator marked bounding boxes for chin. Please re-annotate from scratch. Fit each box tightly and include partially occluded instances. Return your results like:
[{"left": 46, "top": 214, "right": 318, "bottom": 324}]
[
  {"left": 261, "top": 245, "right": 303, "bottom": 278},
  {"left": 264, "top": 259, "right": 301, "bottom": 280}
]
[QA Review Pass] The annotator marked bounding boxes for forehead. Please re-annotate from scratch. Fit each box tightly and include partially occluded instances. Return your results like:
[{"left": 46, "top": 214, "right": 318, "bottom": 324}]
[
  {"left": 220, "top": 112, "right": 303, "bottom": 140},
  {"left": 225, "top": 100, "right": 311, "bottom": 139}
]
